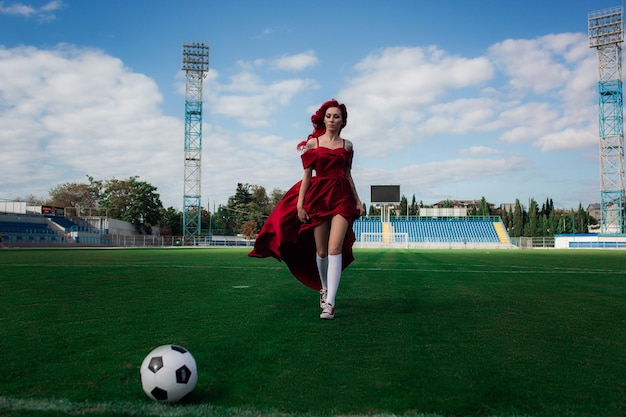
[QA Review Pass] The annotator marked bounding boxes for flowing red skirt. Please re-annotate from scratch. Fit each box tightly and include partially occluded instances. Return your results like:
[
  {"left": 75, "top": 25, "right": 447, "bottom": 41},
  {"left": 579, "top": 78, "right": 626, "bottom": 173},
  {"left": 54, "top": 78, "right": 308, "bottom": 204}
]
[{"left": 248, "top": 177, "right": 359, "bottom": 290}]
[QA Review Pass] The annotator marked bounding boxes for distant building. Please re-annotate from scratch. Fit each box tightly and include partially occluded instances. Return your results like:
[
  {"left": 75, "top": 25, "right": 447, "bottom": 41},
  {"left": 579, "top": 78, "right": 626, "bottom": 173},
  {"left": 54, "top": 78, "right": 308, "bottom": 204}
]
[
  {"left": 586, "top": 203, "right": 601, "bottom": 222},
  {"left": 432, "top": 199, "right": 495, "bottom": 213},
  {"left": 500, "top": 203, "right": 515, "bottom": 213}
]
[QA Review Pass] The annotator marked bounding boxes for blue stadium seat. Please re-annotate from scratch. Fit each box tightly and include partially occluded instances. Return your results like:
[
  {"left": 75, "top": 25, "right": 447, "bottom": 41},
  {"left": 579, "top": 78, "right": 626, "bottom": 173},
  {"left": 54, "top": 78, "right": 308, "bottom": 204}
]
[{"left": 353, "top": 217, "right": 505, "bottom": 243}]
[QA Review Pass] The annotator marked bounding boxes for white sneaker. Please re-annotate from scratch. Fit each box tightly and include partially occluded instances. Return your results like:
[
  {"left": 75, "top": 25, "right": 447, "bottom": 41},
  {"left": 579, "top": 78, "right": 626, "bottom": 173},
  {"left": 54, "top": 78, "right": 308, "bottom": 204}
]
[
  {"left": 320, "top": 303, "right": 335, "bottom": 320},
  {"left": 319, "top": 289, "right": 328, "bottom": 308}
]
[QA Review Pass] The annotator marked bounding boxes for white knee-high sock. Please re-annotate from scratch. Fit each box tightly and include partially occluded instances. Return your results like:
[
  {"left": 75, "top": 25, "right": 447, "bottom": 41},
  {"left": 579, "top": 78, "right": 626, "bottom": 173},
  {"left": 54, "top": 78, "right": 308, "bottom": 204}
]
[
  {"left": 316, "top": 254, "right": 328, "bottom": 289},
  {"left": 326, "top": 254, "right": 342, "bottom": 307}
]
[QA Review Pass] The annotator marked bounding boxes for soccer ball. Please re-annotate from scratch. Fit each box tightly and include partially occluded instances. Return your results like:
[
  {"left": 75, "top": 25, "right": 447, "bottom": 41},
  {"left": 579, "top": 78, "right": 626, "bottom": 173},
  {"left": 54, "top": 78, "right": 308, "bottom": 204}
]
[{"left": 139, "top": 344, "right": 198, "bottom": 402}]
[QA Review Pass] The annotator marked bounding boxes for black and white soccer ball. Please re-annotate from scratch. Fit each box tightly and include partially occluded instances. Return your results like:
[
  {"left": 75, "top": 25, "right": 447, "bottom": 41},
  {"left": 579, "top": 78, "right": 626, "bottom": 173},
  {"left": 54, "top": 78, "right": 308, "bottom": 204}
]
[{"left": 140, "top": 344, "right": 198, "bottom": 402}]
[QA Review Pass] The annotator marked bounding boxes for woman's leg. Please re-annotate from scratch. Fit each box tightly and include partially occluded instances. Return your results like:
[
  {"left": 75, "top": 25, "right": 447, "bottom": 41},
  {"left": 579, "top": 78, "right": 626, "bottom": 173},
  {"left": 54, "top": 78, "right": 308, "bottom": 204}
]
[
  {"left": 314, "top": 220, "right": 330, "bottom": 306},
  {"left": 327, "top": 215, "right": 349, "bottom": 255},
  {"left": 316, "top": 255, "right": 328, "bottom": 305},
  {"left": 322, "top": 215, "right": 349, "bottom": 318}
]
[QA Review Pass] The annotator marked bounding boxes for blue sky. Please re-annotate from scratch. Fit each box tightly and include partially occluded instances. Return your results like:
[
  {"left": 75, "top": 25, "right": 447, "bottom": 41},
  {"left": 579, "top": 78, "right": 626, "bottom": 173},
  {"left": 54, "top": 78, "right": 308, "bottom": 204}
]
[{"left": 0, "top": 0, "right": 623, "bottom": 211}]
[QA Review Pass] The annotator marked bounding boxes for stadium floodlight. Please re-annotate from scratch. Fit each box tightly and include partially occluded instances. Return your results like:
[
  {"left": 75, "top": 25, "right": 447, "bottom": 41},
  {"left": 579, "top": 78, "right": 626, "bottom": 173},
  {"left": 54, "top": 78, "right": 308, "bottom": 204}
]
[
  {"left": 588, "top": 7, "right": 626, "bottom": 234},
  {"left": 181, "top": 42, "right": 210, "bottom": 239}
]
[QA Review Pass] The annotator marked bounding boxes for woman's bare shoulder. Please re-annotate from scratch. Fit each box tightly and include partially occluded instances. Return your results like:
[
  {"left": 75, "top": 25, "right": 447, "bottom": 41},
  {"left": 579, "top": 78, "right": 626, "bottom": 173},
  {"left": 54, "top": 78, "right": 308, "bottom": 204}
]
[
  {"left": 344, "top": 139, "right": 354, "bottom": 150},
  {"left": 305, "top": 137, "right": 317, "bottom": 150}
]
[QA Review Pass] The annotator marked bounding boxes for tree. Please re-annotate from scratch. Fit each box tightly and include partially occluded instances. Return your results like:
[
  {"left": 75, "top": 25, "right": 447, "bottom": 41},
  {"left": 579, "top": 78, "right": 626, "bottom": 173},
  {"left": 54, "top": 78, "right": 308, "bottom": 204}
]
[
  {"left": 269, "top": 188, "right": 286, "bottom": 212},
  {"left": 410, "top": 194, "right": 418, "bottom": 216},
  {"left": 478, "top": 196, "right": 490, "bottom": 217},
  {"left": 540, "top": 215, "right": 549, "bottom": 237},
  {"left": 99, "top": 176, "right": 163, "bottom": 234},
  {"left": 540, "top": 198, "right": 553, "bottom": 218},
  {"left": 575, "top": 202, "right": 589, "bottom": 233},
  {"left": 219, "top": 184, "right": 289, "bottom": 233},
  {"left": 501, "top": 206, "right": 509, "bottom": 230},
  {"left": 548, "top": 209, "right": 558, "bottom": 236},
  {"left": 211, "top": 205, "right": 231, "bottom": 234},
  {"left": 47, "top": 176, "right": 101, "bottom": 213},
  {"left": 160, "top": 207, "right": 182, "bottom": 236},
  {"left": 368, "top": 204, "right": 381, "bottom": 216},
  {"left": 511, "top": 199, "right": 525, "bottom": 237},
  {"left": 241, "top": 220, "right": 258, "bottom": 239},
  {"left": 14, "top": 194, "right": 47, "bottom": 205},
  {"left": 201, "top": 207, "right": 211, "bottom": 234},
  {"left": 224, "top": 183, "right": 254, "bottom": 233},
  {"left": 399, "top": 195, "right": 408, "bottom": 216},
  {"left": 524, "top": 198, "right": 540, "bottom": 237},
  {"left": 251, "top": 185, "right": 270, "bottom": 214}
]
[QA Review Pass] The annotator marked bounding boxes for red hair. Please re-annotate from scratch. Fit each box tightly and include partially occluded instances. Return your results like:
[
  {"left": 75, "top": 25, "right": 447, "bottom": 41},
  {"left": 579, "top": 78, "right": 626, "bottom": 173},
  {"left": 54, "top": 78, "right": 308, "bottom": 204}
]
[{"left": 297, "top": 99, "right": 348, "bottom": 151}]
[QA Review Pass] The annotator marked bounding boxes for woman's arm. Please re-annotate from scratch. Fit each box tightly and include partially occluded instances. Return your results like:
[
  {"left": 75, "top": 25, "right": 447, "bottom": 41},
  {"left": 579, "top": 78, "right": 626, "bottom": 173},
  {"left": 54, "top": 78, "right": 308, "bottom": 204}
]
[
  {"left": 346, "top": 168, "right": 365, "bottom": 215},
  {"left": 297, "top": 167, "right": 312, "bottom": 222},
  {"left": 344, "top": 140, "right": 365, "bottom": 216},
  {"left": 297, "top": 139, "right": 316, "bottom": 222}
]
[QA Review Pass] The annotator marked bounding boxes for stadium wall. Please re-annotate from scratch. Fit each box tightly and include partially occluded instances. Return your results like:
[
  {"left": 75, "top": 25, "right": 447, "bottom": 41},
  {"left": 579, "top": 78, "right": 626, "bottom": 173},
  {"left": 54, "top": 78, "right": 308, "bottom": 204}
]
[
  {"left": 419, "top": 207, "right": 468, "bottom": 217},
  {"left": 0, "top": 201, "right": 31, "bottom": 214},
  {"left": 80, "top": 217, "right": 160, "bottom": 236},
  {"left": 555, "top": 234, "right": 626, "bottom": 249}
]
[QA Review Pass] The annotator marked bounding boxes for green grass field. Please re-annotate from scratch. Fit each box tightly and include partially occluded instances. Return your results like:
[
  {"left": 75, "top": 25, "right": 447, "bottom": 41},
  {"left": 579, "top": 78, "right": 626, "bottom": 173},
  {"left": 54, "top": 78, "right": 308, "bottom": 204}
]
[{"left": 0, "top": 248, "right": 625, "bottom": 417}]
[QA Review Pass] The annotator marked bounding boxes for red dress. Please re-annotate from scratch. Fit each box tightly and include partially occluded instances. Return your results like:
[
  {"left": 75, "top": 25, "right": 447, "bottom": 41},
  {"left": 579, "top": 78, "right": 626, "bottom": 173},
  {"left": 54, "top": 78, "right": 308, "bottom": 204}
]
[{"left": 248, "top": 139, "right": 361, "bottom": 290}]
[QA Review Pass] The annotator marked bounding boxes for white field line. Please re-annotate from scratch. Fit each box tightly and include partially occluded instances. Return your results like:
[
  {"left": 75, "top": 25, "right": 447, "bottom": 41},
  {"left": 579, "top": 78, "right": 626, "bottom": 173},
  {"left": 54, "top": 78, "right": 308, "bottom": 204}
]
[
  {"left": 3, "top": 263, "right": 624, "bottom": 275},
  {"left": 0, "top": 395, "right": 441, "bottom": 417},
  {"left": 0, "top": 396, "right": 222, "bottom": 417},
  {"left": 0, "top": 396, "right": 293, "bottom": 417}
]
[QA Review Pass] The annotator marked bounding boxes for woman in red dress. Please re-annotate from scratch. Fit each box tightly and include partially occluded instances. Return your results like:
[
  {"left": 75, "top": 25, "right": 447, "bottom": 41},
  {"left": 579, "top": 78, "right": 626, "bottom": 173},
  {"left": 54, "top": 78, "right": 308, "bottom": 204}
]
[{"left": 248, "top": 99, "right": 365, "bottom": 319}]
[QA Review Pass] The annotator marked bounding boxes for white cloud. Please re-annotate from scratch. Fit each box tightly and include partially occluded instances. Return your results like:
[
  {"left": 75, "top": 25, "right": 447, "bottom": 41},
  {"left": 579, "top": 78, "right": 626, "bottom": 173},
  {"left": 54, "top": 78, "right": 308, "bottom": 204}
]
[
  {"left": 207, "top": 59, "right": 318, "bottom": 127},
  {"left": 488, "top": 33, "right": 588, "bottom": 95},
  {"left": 495, "top": 102, "right": 559, "bottom": 143},
  {"left": 421, "top": 98, "right": 497, "bottom": 135},
  {"left": 270, "top": 50, "right": 318, "bottom": 72},
  {"left": 0, "top": 2, "right": 33, "bottom": 16},
  {"left": 200, "top": 126, "right": 300, "bottom": 208},
  {"left": 240, "top": 51, "right": 318, "bottom": 73},
  {"left": 338, "top": 46, "right": 495, "bottom": 156},
  {"left": 405, "top": 156, "right": 527, "bottom": 185},
  {"left": 40, "top": 0, "right": 62, "bottom": 12},
  {"left": 458, "top": 146, "right": 503, "bottom": 156},
  {"left": 209, "top": 78, "right": 316, "bottom": 128},
  {"left": 354, "top": 155, "right": 528, "bottom": 203},
  {"left": 535, "top": 127, "right": 597, "bottom": 152},
  {"left": 487, "top": 33, "right": 597, "bottom": 151},
  {"left": 346, "top": 45, "right": 493, "bottom": 105},
  {"left": 0, "top": 30, "right": 605, "bottom": 210},
  {"left": 0, "top": 44, "right": 320, "bottom": 208},
  {"left": 0, "top": 0, "right": 63, "bottom": 21},
  {"left": 329, "top": 33, "right": 600, "bottom": 207},
  {"left": 0, "top": 44, "right": 182, "bottom": 206}
]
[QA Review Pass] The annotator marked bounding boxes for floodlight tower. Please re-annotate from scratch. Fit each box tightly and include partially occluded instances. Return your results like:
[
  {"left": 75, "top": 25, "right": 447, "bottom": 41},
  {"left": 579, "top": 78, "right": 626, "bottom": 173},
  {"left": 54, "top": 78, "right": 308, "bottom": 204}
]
[
  {"left": 589, "top": 7, "right": 626, "bottom": 234},
  {"left": 181, "top": 42, "right": 210, "bottom": 239}
]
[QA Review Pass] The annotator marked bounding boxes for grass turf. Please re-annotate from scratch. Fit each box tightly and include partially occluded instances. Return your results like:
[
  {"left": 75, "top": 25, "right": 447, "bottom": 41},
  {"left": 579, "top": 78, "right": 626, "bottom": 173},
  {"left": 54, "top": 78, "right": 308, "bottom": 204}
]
[{"left": 0, "top": 248, "right": 624, "bottom": 417}]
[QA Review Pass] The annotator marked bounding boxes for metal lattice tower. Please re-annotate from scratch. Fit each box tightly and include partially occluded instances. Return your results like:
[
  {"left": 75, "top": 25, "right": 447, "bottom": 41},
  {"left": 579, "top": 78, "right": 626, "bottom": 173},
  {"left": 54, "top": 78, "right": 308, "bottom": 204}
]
[
  {"left": 589, "top": 7, "right": 626, "bottom": 234},
  {"left": 182, "top": 42, "right": 209, "bottom": 238}
]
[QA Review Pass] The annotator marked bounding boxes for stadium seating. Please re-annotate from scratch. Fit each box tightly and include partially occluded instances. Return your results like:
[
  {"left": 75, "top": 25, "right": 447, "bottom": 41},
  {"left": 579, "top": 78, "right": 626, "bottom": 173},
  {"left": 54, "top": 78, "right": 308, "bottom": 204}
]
[
  {"left": 0, "top": 215, "right": 115, "bottom": 246},
  {"left": 0, "top": 216, "right": 63, "bottom": 244},
  {"left": 352, "top": 217, "right": 508, "bottom": 244},
  {"left": 49, "top": 216, "right": 86, "bottom": 232}
]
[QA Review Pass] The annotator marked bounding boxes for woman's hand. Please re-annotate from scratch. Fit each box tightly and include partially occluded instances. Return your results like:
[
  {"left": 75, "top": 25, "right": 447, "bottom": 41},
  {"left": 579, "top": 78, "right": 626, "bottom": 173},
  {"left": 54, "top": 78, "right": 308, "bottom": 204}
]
[
  {"left": 357, "top": 202, "right": 365, "bottom": 216},
  {"left": 297, "top": 207, "right": 310, "bottom": 223}
]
